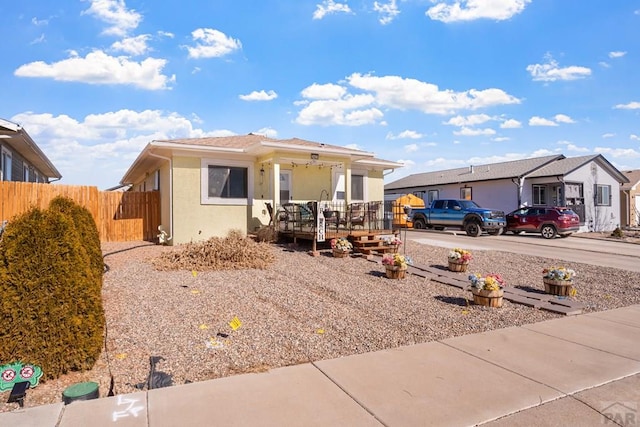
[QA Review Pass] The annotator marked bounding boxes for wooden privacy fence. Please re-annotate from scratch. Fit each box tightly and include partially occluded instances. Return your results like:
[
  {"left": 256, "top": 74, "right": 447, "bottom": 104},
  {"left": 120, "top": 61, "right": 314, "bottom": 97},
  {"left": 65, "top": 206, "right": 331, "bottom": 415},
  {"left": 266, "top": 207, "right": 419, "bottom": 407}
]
[{"left": 0, "top": 182, "right": 160, "bottom": 242}]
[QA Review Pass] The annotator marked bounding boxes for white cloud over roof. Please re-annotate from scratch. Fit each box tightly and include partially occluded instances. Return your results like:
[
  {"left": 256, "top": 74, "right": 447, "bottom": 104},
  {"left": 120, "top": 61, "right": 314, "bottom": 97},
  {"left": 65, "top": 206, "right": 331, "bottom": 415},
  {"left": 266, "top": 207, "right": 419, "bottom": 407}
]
[
  {"left": 426, "top": 0, "right": 531, "bottom": 23},
  {"left": 14, "top": 50, "right": 175, "bottom": 90},
  {"left": 82, "top": 0, "right": 142, "bottom": 37}
]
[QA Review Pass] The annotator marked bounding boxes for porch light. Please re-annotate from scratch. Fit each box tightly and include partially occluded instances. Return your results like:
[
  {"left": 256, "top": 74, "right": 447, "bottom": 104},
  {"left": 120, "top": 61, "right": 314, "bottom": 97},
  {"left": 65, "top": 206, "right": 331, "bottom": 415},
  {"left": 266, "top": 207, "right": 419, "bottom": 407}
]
[{"left": 259, "top": 165, "right": 265, "bottom": 184}]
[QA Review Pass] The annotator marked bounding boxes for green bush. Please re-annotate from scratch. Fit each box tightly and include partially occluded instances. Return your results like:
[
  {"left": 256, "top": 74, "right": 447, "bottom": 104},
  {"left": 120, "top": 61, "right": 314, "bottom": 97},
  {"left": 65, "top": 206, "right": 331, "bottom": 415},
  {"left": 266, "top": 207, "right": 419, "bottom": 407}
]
[{"left": 0, "top": 202, "right": 105, "bottom": 379}]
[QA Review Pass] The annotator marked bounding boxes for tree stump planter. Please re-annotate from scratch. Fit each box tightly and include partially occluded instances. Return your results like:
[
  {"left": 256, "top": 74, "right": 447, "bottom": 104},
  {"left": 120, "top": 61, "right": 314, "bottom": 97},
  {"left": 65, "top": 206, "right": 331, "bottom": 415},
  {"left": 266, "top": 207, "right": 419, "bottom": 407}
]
[
  {"left": 385, "top": 265, "right": 407, "bottom": 279},
  {"left": 470, "top": 288, "right": 504, "bottom": 307},
  {"left": 448, "top": 260, "right": 469, "bottom": 272},
  {"left": 543, "top": 278, "right": 573, "bottom": 296},
  {"left": 333, "top": 249, "right": 349, "bottom": 258}
]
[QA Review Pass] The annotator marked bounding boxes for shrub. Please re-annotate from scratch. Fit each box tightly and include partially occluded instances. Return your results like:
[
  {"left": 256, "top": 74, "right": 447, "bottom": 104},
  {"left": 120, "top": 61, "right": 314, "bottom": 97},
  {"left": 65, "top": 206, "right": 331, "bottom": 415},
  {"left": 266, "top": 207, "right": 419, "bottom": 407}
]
[{"left": 0, "top": 204, "right": 105, "bottom": 380}]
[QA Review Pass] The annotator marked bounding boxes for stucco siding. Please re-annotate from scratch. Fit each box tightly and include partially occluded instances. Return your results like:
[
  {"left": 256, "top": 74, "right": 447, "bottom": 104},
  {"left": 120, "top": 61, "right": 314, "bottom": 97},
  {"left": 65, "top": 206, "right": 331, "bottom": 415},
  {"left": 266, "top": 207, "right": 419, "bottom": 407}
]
[{"left": 566, "top": 164, "right": 620, "bottom": 231}]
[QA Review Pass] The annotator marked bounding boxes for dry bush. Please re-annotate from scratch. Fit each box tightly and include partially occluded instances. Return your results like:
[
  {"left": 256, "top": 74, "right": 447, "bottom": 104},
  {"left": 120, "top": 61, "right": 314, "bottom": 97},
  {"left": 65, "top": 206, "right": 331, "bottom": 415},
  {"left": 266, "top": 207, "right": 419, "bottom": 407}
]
[
  {"left": 152, "top": 230, "right": 276, "bottom": 271},
  {"left": 255, "top": 225, "right": 278, "bottom": 242}
]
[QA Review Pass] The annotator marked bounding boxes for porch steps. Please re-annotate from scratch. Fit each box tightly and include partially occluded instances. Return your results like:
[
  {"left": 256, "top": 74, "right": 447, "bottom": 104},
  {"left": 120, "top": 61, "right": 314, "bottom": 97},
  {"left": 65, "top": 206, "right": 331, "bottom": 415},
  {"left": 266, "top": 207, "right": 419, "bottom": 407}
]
[
  {"left": 351, "top": 233, "right": 399, "bottom": 255},
  {"left": 384, "top": 263, "right": 586, "bottom": 316}
]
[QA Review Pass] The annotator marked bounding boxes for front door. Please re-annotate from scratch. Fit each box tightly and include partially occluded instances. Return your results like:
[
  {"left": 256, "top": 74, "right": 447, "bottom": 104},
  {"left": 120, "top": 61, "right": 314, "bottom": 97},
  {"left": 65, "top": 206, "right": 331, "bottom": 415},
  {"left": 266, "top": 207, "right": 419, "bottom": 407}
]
[{"left": 280, "top": 170, "right": 292, "bottom": 202}]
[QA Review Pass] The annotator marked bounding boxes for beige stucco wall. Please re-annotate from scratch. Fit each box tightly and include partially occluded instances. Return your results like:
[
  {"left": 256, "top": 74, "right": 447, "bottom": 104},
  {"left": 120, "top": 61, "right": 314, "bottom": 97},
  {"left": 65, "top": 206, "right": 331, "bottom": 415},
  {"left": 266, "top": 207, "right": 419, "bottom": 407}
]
[
  {"left": 367, "top": 169, "right": 385, "bottom": 201},
  {"left": 172, "top": 156, "right": 250, "bottom": 244}
]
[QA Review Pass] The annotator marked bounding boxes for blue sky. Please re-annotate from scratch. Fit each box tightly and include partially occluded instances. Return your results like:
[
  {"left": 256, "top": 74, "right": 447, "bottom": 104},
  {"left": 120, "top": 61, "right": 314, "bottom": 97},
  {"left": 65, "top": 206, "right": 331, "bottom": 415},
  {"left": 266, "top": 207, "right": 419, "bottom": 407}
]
[{"left": 1, "top": 0, "right": 639, "bottom": 189}]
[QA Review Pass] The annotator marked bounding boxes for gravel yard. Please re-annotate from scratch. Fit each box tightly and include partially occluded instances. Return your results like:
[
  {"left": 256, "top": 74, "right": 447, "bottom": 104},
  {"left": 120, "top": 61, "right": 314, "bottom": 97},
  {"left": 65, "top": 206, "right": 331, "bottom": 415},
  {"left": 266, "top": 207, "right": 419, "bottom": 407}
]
[{"left": 2, "top": 236, "right": 639, "bottom": 412}]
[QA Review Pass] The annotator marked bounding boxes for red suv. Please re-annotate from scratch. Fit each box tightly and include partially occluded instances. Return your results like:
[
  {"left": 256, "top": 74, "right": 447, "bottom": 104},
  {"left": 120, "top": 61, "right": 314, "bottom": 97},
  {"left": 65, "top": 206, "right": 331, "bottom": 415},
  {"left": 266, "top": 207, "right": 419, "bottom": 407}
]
[{"left": 505, "top": 206, "right": 580, "bottom": 239}]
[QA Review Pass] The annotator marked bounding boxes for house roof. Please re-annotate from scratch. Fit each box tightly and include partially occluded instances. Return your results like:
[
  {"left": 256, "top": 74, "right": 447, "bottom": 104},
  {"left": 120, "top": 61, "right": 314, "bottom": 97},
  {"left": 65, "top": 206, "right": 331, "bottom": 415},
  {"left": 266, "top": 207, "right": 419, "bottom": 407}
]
[
  {"left": 384, "top": 154, "right": 562, "bottom": 191},
  {"left": 621, "top": 169, "right": 640, "bottom": 191},
  {"left": 121, "top": 134, "right": 403, "bottom": 185},
  {"left": 0, "top": 118, "right": 61, "bottom": 180},
  {"left": 528, "top": 154, "right": 629, "bottom": 183}
]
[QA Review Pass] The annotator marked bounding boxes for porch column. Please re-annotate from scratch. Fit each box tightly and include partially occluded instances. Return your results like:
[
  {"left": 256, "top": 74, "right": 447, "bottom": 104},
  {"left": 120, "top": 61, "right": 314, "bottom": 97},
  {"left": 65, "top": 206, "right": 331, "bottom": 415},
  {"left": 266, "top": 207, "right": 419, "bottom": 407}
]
[
  {"left": 344, "top": 162, "right": 352, "bottom": 205},
  {"left": 273, "top": 162, "right": 281, "bottom": 207}
]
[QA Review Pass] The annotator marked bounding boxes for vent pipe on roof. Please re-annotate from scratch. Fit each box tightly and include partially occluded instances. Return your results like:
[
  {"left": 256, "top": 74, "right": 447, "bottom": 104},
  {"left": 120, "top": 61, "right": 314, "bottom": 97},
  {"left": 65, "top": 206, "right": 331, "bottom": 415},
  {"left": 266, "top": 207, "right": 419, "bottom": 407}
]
[{"left": 469, "top": 165, "right": 474, "bottom": 173}]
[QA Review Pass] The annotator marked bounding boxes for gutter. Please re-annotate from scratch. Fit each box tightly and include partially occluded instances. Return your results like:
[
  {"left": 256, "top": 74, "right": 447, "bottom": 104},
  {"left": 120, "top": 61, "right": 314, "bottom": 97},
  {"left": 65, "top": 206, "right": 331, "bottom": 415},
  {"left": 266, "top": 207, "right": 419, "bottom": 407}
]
[{"left": 148, "top": 151, "right": 173, "bottom": 242}]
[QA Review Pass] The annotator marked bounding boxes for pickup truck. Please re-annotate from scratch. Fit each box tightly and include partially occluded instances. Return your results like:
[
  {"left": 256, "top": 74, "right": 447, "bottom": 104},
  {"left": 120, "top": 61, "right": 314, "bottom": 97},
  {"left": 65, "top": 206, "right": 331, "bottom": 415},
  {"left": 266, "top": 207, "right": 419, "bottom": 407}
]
[{"left": 409, "top": 199, "right": 506, "bottom": 237}]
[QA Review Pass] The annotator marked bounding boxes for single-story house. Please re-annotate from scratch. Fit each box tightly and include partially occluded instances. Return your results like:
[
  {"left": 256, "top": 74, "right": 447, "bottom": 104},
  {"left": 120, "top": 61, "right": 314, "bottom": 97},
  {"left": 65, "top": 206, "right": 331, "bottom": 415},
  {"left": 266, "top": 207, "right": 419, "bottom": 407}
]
[
  {"left": 120, "top": 134, "right": 403, "bottom": 244},
  {"left": 0, "top": 118, "right": 61, "bottom": 183},
  {"left": 620, "top": 169, "right": 640, "bottom": 228},
  {"left": 384, "top": 154, "right": 629, "bottom": 232}
]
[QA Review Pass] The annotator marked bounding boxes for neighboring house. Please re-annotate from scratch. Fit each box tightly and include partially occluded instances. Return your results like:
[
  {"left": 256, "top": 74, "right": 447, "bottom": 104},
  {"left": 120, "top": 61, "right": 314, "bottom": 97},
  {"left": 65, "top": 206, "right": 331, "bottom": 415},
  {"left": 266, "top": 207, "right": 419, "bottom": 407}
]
[
  {"left": 120, "top": 134, "right": 402, "bottom": 244},
  {"left": 0, "top": 118, "right": 61, "bottom": 183},
  {"left": 620, "top": 169, "right": 640, "bottom": 228},
  {"left": 385, "top": 154, "right": 629, "bottom": 232}
]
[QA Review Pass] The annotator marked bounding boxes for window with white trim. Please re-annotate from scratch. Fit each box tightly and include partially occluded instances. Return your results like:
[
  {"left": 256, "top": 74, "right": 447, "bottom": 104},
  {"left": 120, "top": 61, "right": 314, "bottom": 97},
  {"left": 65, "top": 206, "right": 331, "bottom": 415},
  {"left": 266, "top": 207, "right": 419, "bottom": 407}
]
[
  {"left": 201, "top": 159, "right": 252, "bottom": 205},
  {"left": 427, "top": 190, "right": 439, "bottom": 204},
  {"left": 594, "top": 184, "right": 611, "bottom": 206},
  {"left": 333, "top": 170, "right": 366, "bottom": 201},
  {"left": 533, "top": 184, "right": 546, "bottom": 205},
  {"left": 1, "top": 147, "right": 12, "bottom": 181},
  {"left": 23, "top": 162, "right": 30, "bottom": 182}
]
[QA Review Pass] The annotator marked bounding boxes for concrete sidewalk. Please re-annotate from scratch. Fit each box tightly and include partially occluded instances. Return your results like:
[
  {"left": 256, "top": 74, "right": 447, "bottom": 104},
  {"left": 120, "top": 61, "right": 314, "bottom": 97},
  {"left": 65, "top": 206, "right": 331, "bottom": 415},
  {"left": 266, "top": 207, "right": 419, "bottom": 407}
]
[{"left": 3, "top": 305, "right": 639, "bottom": 426}]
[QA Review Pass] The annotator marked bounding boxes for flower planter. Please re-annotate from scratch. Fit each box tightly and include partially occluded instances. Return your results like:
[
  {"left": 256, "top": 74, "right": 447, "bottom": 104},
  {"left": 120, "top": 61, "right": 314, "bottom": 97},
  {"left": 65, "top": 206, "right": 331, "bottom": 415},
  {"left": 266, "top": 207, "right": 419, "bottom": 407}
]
[
  {"left": 543, "top": 278, "right": 573, "bottom": 296},
  {"left": 470, "top": 288, "right": 504, "bottom": 307},
  {"left": 385, "top": 265, "right": 407, "bottom": 279},
  {"left": 448, "top": 260, "right": 469, "bottom": 272},
  {"left": 333, "top": 249, "right": 349, "bottom": 258}
]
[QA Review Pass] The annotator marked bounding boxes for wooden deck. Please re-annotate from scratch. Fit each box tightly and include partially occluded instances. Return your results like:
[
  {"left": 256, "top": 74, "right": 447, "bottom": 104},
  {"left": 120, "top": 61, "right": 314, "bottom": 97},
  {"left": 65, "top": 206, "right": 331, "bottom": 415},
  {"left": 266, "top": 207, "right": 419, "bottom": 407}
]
[{"left": 278, "top": 228, "right": 401, "bottom": 254}]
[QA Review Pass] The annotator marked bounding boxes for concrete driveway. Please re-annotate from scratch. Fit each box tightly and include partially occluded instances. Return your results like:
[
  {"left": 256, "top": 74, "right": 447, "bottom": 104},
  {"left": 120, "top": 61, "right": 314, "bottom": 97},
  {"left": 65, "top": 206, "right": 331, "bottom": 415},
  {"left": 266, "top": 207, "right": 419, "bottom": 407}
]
[{"left": 403, "top": 230, "right": 640, "bottom": 272}]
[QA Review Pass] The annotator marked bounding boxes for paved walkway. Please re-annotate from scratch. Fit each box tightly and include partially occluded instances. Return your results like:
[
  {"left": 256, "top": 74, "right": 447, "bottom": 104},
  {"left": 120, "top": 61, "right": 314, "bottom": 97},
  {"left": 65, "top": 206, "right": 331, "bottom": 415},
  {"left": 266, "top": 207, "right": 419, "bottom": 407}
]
[{"left": 3, "top": 305, "right": 639, "bottom": 426}]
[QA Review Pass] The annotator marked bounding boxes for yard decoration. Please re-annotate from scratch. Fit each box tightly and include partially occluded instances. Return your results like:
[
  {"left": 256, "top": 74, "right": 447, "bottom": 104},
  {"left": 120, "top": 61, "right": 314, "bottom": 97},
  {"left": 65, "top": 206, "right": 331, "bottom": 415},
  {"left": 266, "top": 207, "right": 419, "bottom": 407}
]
[
  {"left": 542, "top": 266, "right": 576, "bottom": 296},
  {"left": 382, "top": 253, "right": 412, "bottom": 279},
  {"left": 468, "top": 273, "right": 505, "bottom": 307},
  {"left": 331, "top": 237, "right": 352, "bottom": 258},
  {"left": 0, "top": 362, "right": 43, "bottom": 392},
  {"left": 448, "top": 248, "right": 472, "bottom": 272}
]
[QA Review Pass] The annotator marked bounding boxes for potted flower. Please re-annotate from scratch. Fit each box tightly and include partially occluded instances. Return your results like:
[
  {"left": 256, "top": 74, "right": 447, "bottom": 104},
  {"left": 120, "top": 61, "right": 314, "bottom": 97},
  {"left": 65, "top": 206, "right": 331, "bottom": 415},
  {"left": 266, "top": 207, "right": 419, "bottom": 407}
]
[
  {"left": 381, "top": 236, "right": 402, "bottom": 252},
  {"left": 542, "top": 266, "right": 576, "bottom": 296},
  {"left": 448, "top": 248, "right": 472, "bottom": 272},
  {"left": 468, "top": 273, "right": 505, "bottom": 307},
  {"left": 330, "top": 237, "right": 353, "bottom": 258},
  {"left": 381, "top": 253, "right": 412, "bottom": 279}
]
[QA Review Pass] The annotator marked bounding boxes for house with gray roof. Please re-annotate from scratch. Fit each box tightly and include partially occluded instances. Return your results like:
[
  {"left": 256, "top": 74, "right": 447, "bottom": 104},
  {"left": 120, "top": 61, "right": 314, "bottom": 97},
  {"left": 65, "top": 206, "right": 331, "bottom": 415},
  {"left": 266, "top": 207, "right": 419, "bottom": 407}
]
[
  {"left": 121, "top": 134, "right": 403, "bottom": 244},
  {"left": 620, "top": 169, "right": 640, "bottom": 228},
  {"left": 385, "top": 154, "right": 629, "bottom": 232},
  {"left": 0, "top": 118, "right": 61, "bottom": 183}
]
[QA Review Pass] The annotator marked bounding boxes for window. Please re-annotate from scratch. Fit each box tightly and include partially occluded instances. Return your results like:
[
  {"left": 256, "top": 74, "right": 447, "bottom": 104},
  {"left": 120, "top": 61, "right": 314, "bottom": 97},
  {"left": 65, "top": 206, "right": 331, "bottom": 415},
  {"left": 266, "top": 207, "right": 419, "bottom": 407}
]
[
  {"left": 201, "top": 159, "right": 252, "bottom": 205},
  {"left": 23, "top": 163, "right": 30, "bottom": 182},
  {"left": 351, "top": 174, "right": 364, "bottom": 200},
  {"left": 533, "top": 185, "right": 546, "bottom": 205},
  {"left": 1, "top": 148, "right": 12, "bottom": 181},
  {"left": 333, "top": 171, "right": 365, "bottom": 201},
  {"left": 427, "top": 190, "right": 439, "bottom": 204},
  {"left": 153, "top": 170, "right": 160, "bottom": 191},
  {"left": 460, "top": 187, "right": 472, "bottom": 200},
  {"left": 595, "top": 184, "right": 611, "bottom": 206}
]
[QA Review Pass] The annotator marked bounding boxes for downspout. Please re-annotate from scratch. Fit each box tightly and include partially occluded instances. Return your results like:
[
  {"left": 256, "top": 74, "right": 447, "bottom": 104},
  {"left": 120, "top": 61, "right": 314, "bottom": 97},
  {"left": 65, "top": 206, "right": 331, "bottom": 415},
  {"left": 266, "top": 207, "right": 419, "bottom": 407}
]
[
  {"left": 556, "top": 175, "right": 565, "bottom": 206},
  {"left": 148, "top": 151, "right": 173, "bottom": 243},
  {"left": 511, "top": 177, "right": 523, "bottom": 208}
]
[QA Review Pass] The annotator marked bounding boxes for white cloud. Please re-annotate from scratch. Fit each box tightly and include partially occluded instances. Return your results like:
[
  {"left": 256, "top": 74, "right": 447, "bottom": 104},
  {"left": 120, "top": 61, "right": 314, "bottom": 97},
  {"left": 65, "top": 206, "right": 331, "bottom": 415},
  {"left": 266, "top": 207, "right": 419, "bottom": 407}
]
[
  {"left": 11, "top": 109, "right": 235, "bottom": 188},
  {"left": 529, "top": 116, "right": 558, "bottom": 126},
  {"left": 295, "top": 94, "right": 383, "bottom": 126},
  {"left": 602, "top": 133, "right": 616, "bottom": 138},
  {"left": 374, "top": 0, "right": 400, "bottom": 25},
  {"left": 347, "top": 73, "right": 520, "bottom": 114},
  {"left": 82, "top": 0, "right": 142, "bottom": 37},
  {"left": 527, "top": 54, "right": 591, "bottom": 82},
  {"left": 313, "top": 1, "right": 352, "bottom": 20},
  {"left": 599, "top": 61, "right": 611, "bottom": 68},
  {"left": 492, "top": 137, "right": 510, "bottom": 142},
  {"left": 500, "top": 118, "right": 521, "bottom": 129},
  {"left": 32, "top": 17, "right": 50, "bottom": 26},
  {"left": 14, "top": 50, "right": 175, "bottom": 90},
  {"left": 157, "top": 31, "right": 175, "bottom": 38},
  {"left": 30, "top": 34, "right": 46, "bottom": 45},
  {"left": 404, "top": 143, "right": 419, "bottom": 153},
  {"left": 453, "top": 127, "right": 496, "bottom": 136},
  {"left": 186, "top": 28, "right": 242, "bottom": 59},
  {"left": 111, "top": 34, "right": 151, "bottom": 55},
  {"left": 253, "top": 127, "right": 278, "bottom": 138},
  {"left": 594, "top": 147, "right": 640, "bottom": 159},
  {"left": 630, "top": 134, "right": 639, "bottom": 141},
  {"left": 609, "top": 51, "right": 627, "bottom": 58},
  {"left": 558, "top": 140, "right": 589, "bottom": 152},
  {"left": 614, "top": 101, "right": 640, "bottom": 110},
  {"left": 554, "top": 114, "right": 575, "bottom": 124},
  {"left": 239, "top": 90, "right": 278, "bottom": 101},
  {"left": 387, "top": 130, "right": 423, "bottom": 139},
  {"left": 301, "top": 83, "right": 347, "bottom": 99},
  {"left": 426, "top": 0, "right": 531, "bottom": 23},
  {"left": 444, "top": 114, "right": 492, "bottom": 127}
]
